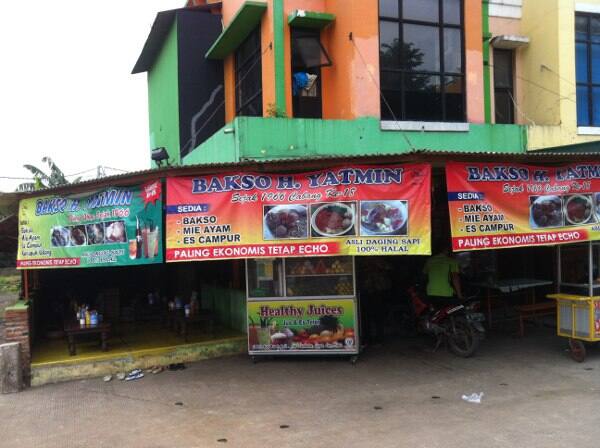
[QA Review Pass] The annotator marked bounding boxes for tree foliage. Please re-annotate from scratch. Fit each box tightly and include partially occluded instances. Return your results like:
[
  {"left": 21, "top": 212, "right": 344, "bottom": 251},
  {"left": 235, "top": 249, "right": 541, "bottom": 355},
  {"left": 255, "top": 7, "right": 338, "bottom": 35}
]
[{"left": 17, "top": 157, "right": 81, "bottom": 192}]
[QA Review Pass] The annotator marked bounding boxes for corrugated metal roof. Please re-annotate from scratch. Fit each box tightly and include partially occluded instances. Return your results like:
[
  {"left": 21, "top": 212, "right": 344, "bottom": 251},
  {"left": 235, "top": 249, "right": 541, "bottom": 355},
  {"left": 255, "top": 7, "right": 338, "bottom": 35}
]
[{"left": 11, "top": 150, "right": 600, "bottom": 198}]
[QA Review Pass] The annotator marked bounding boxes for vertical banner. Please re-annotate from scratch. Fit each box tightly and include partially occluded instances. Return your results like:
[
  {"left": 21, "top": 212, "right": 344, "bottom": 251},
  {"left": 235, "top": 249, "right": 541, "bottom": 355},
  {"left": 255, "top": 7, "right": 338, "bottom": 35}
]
[
  {"left": 446, "top": 162, "right": 600, "bottom": 251},
  {"left": 17, "top": 181, "right": 163, "bottom": 268},
  {"left": 165, "top": 164, "right": 431, "bottom": 261}
]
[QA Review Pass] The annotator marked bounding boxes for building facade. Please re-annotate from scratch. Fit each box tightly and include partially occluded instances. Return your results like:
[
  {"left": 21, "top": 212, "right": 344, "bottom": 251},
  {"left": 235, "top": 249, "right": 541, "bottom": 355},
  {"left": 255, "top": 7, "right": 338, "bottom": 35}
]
[
  {"left": 133, "top": 0, "right": 600, "bottom": 167},
  {"left": 490, "top": 0, "right": 600, "bottom": 150}
]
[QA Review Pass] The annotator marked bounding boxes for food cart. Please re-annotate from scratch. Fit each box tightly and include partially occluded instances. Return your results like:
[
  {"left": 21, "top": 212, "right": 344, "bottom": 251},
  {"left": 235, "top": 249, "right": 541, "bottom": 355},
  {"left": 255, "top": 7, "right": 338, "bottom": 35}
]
[
  {"left": 548, "top": 241, "right": 600, "bottom": 362},
  {"left": 246, "top": 256, "right": 360, "bottom": 362}
]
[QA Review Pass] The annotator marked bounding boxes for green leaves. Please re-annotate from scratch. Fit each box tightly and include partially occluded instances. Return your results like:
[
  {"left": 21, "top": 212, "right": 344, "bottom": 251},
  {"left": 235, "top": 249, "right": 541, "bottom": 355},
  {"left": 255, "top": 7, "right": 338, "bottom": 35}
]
[{"left": 17, "top": 157, "right": 76, "bottom": 192}]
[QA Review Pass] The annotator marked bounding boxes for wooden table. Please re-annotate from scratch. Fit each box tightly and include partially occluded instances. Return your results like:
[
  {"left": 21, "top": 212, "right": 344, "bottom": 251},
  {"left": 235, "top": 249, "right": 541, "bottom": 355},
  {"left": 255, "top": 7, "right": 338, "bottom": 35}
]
[
  {"left": 64, "top": 323, "right": 111, "bottom": 356},
  {"left": 472, "top": 279, "right": 554, "bottom": 328},
  {"left": 165, "top": 309, "right": 216, "bottom": 342}
]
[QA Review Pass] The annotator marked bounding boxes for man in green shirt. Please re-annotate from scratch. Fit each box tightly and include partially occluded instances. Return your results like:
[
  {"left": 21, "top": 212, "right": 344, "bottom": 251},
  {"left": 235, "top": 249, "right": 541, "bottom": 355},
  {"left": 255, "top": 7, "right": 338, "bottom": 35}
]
[{"left": 423, "top": 247, "right": 463, "bottom": 303}]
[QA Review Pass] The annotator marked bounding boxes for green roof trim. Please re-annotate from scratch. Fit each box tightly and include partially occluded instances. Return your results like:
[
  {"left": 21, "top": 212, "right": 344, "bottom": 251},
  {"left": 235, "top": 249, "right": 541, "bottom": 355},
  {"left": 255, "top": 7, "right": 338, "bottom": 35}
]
[
  {"left": 205, "top": 1, "right": 267, "bottom": 60},
  {"left": 288, "top": 10, "right": 335, "bottom": 29}
]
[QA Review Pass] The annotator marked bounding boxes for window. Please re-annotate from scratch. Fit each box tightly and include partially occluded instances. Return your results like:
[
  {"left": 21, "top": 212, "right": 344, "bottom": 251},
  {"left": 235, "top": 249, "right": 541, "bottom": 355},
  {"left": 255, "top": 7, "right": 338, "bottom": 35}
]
[
  {"left": 291, "top": 28, "right": 332, "bottom": 119},
  {"left": 235, "top": 27, "right": 263, "bottom": 117},
  {"left": 379, "top": 0, "right": 465, "bottom": 122},
  {"left": 576, "top": 13, "right": 600, "bottom": 126},
  {"left": 493, "top": 49, "right": 514, "bottom": 124}
]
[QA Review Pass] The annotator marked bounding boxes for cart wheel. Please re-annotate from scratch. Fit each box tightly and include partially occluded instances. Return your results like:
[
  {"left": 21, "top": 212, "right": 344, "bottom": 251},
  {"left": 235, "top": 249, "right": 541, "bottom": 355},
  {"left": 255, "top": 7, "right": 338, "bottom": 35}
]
[
  {"left": 251, "top": 356, "right": 258, "bottom": 364},
  {"left": 569, "top": 339, "right": 586, "bottom": 363},
  {"left": 350, "top": 355, "right": 358, "bottom": 365}
]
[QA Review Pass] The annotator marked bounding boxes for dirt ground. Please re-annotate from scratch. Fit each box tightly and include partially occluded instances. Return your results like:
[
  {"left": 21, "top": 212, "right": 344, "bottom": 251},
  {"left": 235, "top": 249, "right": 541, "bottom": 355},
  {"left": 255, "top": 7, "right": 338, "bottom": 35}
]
[{"left": 1, "top": 328, "right": 599, "bottom": 448}]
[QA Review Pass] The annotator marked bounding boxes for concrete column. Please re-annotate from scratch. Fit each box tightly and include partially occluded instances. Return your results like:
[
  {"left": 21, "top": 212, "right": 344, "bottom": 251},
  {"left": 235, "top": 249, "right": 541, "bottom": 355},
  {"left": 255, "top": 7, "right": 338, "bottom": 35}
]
[
  {"left": 3, "top": 302, "right": 30, "bottom": 386},
  {"left": 0, "top": 342, "right": 22, "bottom": 393}
]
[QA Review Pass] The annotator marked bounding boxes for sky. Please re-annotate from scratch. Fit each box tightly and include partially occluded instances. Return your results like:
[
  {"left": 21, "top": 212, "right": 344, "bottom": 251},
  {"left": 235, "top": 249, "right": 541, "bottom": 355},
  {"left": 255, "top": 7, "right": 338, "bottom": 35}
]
[{"left": 0, "top": 0, "right": 184, "bottom": 192}]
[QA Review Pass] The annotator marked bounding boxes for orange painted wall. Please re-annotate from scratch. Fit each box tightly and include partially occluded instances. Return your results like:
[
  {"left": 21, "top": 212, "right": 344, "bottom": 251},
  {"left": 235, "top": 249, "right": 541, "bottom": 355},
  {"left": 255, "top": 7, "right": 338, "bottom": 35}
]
[
  {"left": 282, "top": 0, "right": 380, "bottom": 119},
  {"left": 322, "top": 0, "right": 380, "bottom": 119},
  {"left": 219, "top": 0, "right": 485, "bottom": 123},
  {"left": 221, "top": 0, "right": 276, "bottom": 122},
  {"left": 283, "top": 0, "right": 326, "bottom": 117},
  {"left": 464, "top": 0, "right": 484, "bottom": 123}
]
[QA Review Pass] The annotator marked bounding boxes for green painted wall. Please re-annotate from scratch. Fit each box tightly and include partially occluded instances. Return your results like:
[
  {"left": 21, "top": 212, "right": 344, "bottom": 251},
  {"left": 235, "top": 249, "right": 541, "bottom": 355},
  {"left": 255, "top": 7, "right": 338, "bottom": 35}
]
[
  {"left": 273, "top": 0, "right": 286, "bottom": 113},
  {"left": 201, "top": 285, "right": 247, "bottom": 334},
  {"left": 482, "top": 0, "right": 492, "bottom": 124},
  {"left": 148, "top": 21, "right": 180, "bottom": 166},
  {"left": 183, "top": 117, "right": 527, "bottom": 165},
  {"left": 183, "top": 123, "right": 239, "bottom": 165}
]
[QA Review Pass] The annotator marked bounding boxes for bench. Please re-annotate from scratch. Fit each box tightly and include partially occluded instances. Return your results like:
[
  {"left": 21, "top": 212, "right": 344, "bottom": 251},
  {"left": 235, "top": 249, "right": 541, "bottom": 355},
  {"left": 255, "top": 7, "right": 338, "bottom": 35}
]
[{"left": 515, "top": 302, "right": 556, "bottom": 337}]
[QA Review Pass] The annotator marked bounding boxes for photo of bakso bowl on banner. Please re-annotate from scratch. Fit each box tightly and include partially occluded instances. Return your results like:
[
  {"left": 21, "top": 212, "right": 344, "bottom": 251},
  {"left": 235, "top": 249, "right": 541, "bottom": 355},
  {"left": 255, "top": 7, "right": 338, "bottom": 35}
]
[
  {"left": 565, "top": 194, "right": 595, "bottom": 226},
  {"left": 69, "top": 226, "right": 87, "bottom": 246},
  {"left": 263, "top": 205, "right": 308, "bottom": 240},
  {"left": 105, "top": 220, "right": 127, "bottom": 243},
  {"left": 86, "top": 223, "right": 105, "bottom": 245},
  {"left": 50, "top": 226, "right": 70, "bottom": 247},
  {"left": 595, "top": 193, "right": 600, "bottom": 221},
  {"left": 360, "top": 200, "right": 408, "bottom": 236},
  {"left": 311, "top": 202, "right": 356, "bottom": 237},
  {"left": 529, "top": 195, "right": 563, "bottom": 229}
]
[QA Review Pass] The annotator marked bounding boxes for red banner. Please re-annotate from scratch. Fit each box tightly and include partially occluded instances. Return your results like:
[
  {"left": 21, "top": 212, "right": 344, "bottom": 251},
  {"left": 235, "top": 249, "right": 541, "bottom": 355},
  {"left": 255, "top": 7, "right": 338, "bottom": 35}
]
[
  {"left": 446, "top": 161, "right": 600, "bottom": 250},
  {"left": 166, "top": 164, "right": 431, "bottom": 261}
]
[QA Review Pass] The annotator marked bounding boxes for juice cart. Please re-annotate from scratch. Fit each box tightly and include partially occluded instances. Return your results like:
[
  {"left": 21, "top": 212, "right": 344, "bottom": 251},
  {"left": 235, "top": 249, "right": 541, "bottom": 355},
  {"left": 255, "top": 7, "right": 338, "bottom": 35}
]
[
  {"left": 246, "top": 256, "right": 360, "bottom": 363},
  {"left": 548, "top": 241, "right": 600, "bottom": 362}
]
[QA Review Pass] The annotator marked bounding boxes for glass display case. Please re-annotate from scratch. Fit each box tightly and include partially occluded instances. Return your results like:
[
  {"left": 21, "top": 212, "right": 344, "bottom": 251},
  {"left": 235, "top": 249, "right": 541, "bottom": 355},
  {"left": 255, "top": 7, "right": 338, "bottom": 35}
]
[
  {"left": 557, "top": 242, "right": 600, "bottom": 297},
  {"left": 246, "top": 256, "right": 359, "bottom": 357},
  {"left": 246, "top": 256, "right": 356, "bottom": 299}
]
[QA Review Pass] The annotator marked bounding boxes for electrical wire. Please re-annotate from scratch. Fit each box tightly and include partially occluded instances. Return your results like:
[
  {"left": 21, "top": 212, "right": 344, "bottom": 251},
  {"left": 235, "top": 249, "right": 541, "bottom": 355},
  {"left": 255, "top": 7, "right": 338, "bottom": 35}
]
[
  {"left": 349, "top": 33, "right": 416, "bottom": 151},
  {"left": 0, "top": 165, "right": 131, "bottom": 181}
]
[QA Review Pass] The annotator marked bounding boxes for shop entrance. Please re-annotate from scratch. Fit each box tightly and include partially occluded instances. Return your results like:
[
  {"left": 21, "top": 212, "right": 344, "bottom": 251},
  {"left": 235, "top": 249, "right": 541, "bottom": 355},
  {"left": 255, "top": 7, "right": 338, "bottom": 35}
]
[{"left": 29, "top": 260, "right": 247, "bottom": 383}]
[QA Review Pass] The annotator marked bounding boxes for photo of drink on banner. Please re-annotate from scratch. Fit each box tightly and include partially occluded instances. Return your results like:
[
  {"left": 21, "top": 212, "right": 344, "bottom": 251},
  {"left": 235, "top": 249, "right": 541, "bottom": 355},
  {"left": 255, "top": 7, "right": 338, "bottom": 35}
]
[
  {"left": 446, "top": 162, "right": 600, "bottom": 251},
  {"left": 165, "top": 164, "right": 431, "bottom": 261},
  {"left": 17, "top": 180, "right": 163, "bottom": 269}
]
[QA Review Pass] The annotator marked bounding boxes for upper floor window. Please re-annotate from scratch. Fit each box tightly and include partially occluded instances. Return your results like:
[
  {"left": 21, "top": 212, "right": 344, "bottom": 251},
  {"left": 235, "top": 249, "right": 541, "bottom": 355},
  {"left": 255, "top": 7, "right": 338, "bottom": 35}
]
[
  {"left": 291, "top": 28, "right": 332, "bottom": 119},
  {"left": 235, "top": 27, "right": 263, "bottom": 117},
  {"left": 379, "top": 0, "right": 465, "bottom": 122},
  {"left": 575, "top": 13, "right": 600, "bottom": 126},
  {"left": 493, "top": 49, "right": 514, "bottom": 124}
]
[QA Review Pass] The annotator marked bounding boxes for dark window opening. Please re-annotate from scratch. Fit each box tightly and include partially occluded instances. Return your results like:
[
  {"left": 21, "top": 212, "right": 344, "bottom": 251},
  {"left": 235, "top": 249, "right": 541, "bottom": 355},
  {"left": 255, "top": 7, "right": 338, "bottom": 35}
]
[
  {"left": 493, "top": 49, "right": 514, "bottom": 124},
  {"left": 575, "top": 13, "right": 600, "bottom": 126},
  {"left": 378, "top": 0, "right": 465, "bottom": 122},
  {"left": 235, "top": 27, "right": 263, "bottom": 117},
  {"left": 291, "top": 28, "right": 331, "bottom": 119}
]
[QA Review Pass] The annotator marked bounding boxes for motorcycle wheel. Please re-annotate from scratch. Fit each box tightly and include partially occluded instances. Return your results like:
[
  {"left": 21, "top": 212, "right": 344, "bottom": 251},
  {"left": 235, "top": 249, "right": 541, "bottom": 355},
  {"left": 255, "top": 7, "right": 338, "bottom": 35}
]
[{"left": 447, "top": 317, "right": 480, "bottom": 358}]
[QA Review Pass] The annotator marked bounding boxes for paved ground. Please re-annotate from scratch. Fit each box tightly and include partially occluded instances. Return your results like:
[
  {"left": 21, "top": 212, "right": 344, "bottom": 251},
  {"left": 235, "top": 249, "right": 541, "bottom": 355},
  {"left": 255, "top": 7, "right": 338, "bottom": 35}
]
[{"left": 2, "top": 328, "right": 600, "bottom": 448}]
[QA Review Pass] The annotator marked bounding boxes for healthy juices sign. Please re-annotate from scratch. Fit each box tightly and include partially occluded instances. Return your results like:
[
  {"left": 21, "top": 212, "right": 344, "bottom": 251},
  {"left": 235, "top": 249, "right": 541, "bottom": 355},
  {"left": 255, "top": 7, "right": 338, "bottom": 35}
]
[
  {"left": 17, "top": 181, "right": 163, "bottom": 268},
  {"left": 247, "top": 299, "right": 358, "bottom": 354},
  {"left": 165, "top": 164, "right": 431, "bottom": 261},
  {"left": 446, "top": 162, "right": 600, "bottom": 251}
]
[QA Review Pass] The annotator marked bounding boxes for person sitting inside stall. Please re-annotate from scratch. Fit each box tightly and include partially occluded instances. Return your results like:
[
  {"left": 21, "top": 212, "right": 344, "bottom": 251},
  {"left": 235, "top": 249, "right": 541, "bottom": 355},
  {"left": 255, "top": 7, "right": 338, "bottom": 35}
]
[{"left": 423, "top": 243, "right": 463, "bottom": 305}]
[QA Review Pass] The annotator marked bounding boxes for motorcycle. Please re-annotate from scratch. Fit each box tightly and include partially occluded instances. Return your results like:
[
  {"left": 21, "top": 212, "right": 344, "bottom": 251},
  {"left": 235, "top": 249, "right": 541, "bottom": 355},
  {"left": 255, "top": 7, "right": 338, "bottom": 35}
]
[{"left": 407, "top": 286, "right": 486, "bottom": 358}]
